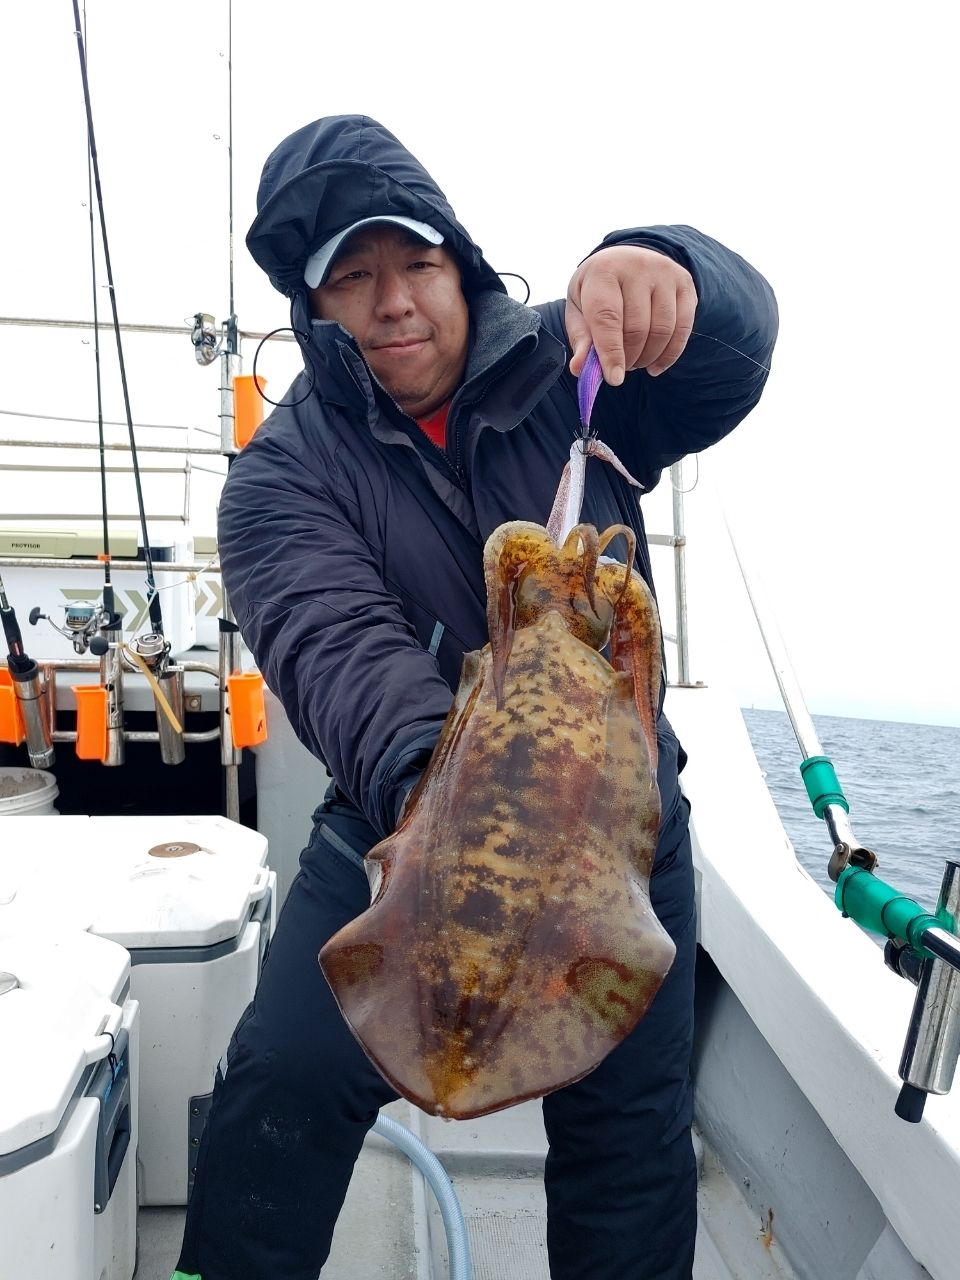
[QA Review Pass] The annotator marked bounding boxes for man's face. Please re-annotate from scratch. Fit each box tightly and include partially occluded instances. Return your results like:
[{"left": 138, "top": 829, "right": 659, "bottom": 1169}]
[{"left": 309, "top": 226, "right": 469, "bottom": 419}]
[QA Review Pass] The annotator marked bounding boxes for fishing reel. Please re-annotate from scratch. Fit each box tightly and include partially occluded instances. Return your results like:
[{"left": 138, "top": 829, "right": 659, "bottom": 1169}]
[
  {"left": 29, "top": 602, "right": 118, "bottom": 656},
  {"left": 125, "top": 631, "right": 171, "bottom": 677},
  {"left": 190, "top": 312, "right": 221, "bottom": 366}
]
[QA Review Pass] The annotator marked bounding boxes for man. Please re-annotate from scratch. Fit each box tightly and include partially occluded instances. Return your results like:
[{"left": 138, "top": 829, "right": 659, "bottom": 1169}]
[{"left": 174, "top": 114, "right": 777, "bottom": 1280}]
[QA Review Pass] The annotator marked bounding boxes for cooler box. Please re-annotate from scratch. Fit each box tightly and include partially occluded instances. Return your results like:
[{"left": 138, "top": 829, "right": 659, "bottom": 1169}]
[
  {"left": 0, "top": 814, "right": 274, "bottom": 1207},
  {"left": 0, "top": 929, "right": 139, "bottom": 1280}
]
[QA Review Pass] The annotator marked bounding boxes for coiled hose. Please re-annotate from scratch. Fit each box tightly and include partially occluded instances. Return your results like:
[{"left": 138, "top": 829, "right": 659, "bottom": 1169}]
[{"left": 372, "top": 1112, "right": 473, "bottom": 1280}]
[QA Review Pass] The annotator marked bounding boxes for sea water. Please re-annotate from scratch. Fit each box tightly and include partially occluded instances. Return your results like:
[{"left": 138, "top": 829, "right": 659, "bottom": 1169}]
[{"left": 743, "top": 708, "right": 960, "bottom": 912}]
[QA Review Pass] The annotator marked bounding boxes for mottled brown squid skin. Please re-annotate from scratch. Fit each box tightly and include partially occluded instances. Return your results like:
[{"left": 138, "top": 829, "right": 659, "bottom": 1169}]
[{"left": 319, "top": 523, "right": 676, "bottom": 1119}]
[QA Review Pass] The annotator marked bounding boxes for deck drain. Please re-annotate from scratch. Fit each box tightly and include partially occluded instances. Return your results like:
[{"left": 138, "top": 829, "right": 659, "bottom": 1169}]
[{"left": 465, "top": 1213, "right": 549, "bottom": 1279}]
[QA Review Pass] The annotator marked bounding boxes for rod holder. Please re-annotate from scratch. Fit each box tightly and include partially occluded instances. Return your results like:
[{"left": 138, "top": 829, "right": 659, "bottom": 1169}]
[
  {"left": 233, "top": 373, "right": 267, "bottom": 450},
  {"left": 154, "top": 667, "right": 186, "bottom": 765},
  {"left": 99, "top": 629, "right": 125, "bottom": 767},
  {"left": 219, "top": 618, "right": 243, "bottom": 768},
  {"left": 3, "top": 661, "right": 55, "bottom": 768},
  {"left": 72, "top": 685, "right": 109, "bottom": 761},
  {"left": 896, "top": 859, "right": 960, "bottom": 1122},
  {"left": 226, "top": 672, "right": 267, "bottom": 749},
  {"left": 128, "top": 633, "right": 186, "bottom": 766}
]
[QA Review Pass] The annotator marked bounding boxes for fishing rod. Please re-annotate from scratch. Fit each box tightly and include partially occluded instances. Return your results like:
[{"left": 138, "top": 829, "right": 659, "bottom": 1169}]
[
  {"left": 71, "top": 0, "right": 163, "bottom": 640},
  {"left": 78, "top": 11, "right": 127, "bottom": 764},
  {"left": 68, "top": 1, "right": 186, "bottom": 766},
  {"left": 722, "top": 508, "right": 960, "bottom": 1124}
]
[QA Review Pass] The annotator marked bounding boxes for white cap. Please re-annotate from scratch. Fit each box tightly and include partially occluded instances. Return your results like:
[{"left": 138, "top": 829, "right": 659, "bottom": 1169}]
[{"left": 303, "top": 216, "right": 444, "bottom": 288}]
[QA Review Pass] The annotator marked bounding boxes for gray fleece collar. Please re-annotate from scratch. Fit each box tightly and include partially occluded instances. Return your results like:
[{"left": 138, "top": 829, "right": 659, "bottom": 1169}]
[{"left": 296, "top": 286, "right": 565, "bottom": 426}]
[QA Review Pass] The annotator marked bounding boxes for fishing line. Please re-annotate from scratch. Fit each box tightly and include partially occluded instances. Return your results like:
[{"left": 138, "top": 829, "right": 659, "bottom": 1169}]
[
  {"left": 673, "top": 329, "right": 769, "bottom": 496},
  {"left": 147, "top": 551, "right": 221, "bottom": 601},
  {"left": 689, "top": 329, "right": 772, "bottom": 374},
  {"left": 72, "top": 0, "right": 163, "bottom": 635},
  {"left": 82, "top": 0, "right": 112, "bottom": 612}
]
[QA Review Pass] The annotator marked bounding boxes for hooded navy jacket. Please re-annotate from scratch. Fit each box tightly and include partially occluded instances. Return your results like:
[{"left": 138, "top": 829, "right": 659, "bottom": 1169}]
[{"left": 221, "top": 115, "right": 778, "bottom": 852}]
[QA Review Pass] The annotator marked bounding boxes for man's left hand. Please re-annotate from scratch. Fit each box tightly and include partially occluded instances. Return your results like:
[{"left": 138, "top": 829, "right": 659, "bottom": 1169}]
[{"left": 565, "top": 246, "right": 698, "bottom": 385}]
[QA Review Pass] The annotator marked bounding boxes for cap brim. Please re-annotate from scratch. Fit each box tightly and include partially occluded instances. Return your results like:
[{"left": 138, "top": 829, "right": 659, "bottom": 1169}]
[{"left": 304, "top": 215, "right": 444, "bottom": 288}]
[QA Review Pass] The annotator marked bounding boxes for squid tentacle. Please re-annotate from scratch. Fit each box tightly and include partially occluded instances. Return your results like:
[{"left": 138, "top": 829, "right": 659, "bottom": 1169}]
[
  {"left": 596, "top": 524, "right": 637, "bottom": 609},
  {"left": 483, "top": 522, "right": 540, "bottom": 709},
  {"left": 603, "top": 563, "right": 662, "bottom": 769},
  {"left": 562, "top": 522, "right": 600, "bottom": 612}
]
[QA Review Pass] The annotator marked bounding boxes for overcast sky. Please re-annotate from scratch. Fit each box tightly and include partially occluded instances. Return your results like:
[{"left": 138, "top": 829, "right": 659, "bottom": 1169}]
[{"left": 2, "top": 1, "right": 957, "bottom": 728}]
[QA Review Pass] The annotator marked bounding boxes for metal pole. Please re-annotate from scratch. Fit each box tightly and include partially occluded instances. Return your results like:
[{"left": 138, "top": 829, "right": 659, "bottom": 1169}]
[
  {"left": 0, "top": 438, "right": 224, "bottom": 456},
  {"left": 224, "top": 764, "right": 240, "bottom": 825},
  {"left": 50, "top": 727, "right": 221, "bottom": 745},
  {"left": 0, "top": 559, "right": 217, "bottom": 573},
  {"left": 219, "top": 593, "right": 243, "bottom": 823},
  {"left": 0, "top": 314, "right": 297, "bottom": 343},
  {"left": 670, "top": 462, "right": 690, "bottom": 684},
  {"left": 919, "top": 924, "right": 960, "bottom": 973},
  {"left": 896, "top": 860, "right": 960, "bottom": 1121},
  {"left": 39, "top": 658, "right": 220, "bottom": 680},
  {"left": 220, "top": 350, "right": 241, "bottom": 457}
]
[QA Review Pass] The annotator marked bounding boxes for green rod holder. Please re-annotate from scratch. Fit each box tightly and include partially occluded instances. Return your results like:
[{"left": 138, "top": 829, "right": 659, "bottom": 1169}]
[
  {"left": 836, "top": 867, "right": 940, "bottom": 956},
  {"left": 800, "top": 755, "right": 848, "bottom": 819}
]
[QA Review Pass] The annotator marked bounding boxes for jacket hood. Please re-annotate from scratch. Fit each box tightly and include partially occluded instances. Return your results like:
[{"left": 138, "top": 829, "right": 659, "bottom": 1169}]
[{"left": 247, "top": 115, "right": 506, "bottom": 298}]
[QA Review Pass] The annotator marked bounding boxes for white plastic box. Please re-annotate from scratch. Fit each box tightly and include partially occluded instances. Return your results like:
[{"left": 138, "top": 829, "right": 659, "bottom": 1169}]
[
  {"left": 0, "top": 929, "right": 139, "bottom": 1280},
  {"left": 0, "top": 813, "right": 274, "bottom": 1207},
  {"left": 191, "top": 531, "right": 222, "bottom": 649}
]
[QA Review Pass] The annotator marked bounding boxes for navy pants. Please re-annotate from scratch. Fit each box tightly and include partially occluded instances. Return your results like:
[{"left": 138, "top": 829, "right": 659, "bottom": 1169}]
[{"left": 177, "top": 801, "right": 697, "bottom": 1280}]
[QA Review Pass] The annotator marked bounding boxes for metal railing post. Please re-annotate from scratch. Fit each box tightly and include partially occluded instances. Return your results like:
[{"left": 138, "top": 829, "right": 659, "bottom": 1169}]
[{"left": 669, "top": 461, "right": 691, "bottom": 685}]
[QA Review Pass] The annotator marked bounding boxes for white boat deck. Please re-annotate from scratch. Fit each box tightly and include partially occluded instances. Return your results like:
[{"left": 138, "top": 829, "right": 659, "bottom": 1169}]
[{"left": 134, "top": 1098, "right": 795, "bottom": 1279}]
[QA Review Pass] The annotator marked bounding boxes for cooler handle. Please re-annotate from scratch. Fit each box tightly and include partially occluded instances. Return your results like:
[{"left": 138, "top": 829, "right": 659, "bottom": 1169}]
[
  {"left": 248, "top": 865, "right": 270, "bottom": 904},
  {"left": 102, "top": 1120, "right": 130, "bottom": 1209},
  {"left": 82, "top": 1004, "right": 123, "bottom": 1067},
  {"left": 91, "top": 1025, "right": 132, "bottom": 1214}
]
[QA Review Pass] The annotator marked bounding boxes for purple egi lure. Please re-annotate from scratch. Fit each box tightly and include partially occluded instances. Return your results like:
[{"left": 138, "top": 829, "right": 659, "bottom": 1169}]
[{"left": 545, "top": 346, "right": 640, "bottom": 545}]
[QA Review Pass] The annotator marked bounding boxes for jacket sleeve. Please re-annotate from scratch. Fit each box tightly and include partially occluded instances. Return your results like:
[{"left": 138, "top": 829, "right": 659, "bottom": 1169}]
[
  {"left": 543, "top": 224, "right": 778, "bottom": 489},
  {"left": 218, "top": 415, "right": 452, "bottom": 838}
]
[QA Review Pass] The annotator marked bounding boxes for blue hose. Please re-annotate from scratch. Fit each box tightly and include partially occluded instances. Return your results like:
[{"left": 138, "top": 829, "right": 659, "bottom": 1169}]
[{"left": 372, "top": 1112, "right": 473, "bottom": 1280}]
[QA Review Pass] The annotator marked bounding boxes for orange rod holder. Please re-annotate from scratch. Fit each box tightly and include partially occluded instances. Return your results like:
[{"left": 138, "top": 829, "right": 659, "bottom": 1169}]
[
  {"left": 226, "top": 671, "right": 268, "bottom": 748},
  {"left": 72, "top": 684, "right": 109, "bottom": 761},
  {"left": 0, "top": 669, "right": 25, "bottom": 746},
  {"left": 233, "top": 374, "right": 267, "bottom": 450}
]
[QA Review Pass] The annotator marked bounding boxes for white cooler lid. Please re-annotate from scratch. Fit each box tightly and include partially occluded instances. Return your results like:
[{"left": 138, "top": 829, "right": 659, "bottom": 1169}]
[
  {"left": 0, "top": 815, "right": 270, "bottom": 949},
  {"left": 0, "top": 930, "right": 129, "bottom": 1157},
  {"left": 0, "top": 816, "right": 96, "bottom": 932}
]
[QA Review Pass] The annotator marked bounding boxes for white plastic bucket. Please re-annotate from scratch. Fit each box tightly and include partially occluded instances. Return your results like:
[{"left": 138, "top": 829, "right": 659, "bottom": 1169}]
[{"left": 0, "top": 767, "right": 59, "bottom": 816}]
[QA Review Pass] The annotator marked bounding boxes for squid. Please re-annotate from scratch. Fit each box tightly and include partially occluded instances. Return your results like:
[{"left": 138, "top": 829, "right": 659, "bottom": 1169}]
[{"left": 320, "top": 395, "right": 675, "bottom": 1119}]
